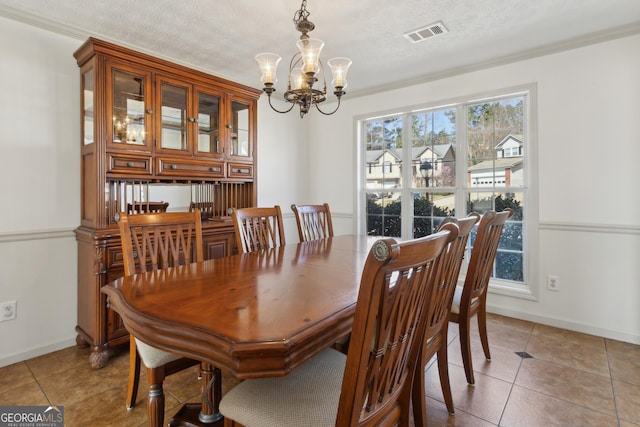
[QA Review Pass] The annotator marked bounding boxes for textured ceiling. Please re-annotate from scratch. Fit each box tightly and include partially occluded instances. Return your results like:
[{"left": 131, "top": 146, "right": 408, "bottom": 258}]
[{"left": 1, "top": 0, "right": 639, "bottom": 97}]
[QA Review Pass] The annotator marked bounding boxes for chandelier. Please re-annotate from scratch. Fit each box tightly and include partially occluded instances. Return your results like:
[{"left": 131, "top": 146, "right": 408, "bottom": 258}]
[{"left": 255, "top": 0, "right": 352, "bottom": 118}]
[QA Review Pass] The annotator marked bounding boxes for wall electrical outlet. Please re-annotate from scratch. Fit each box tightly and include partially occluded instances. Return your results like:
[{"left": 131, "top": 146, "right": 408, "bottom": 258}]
[
  {"left": 547, "top": 275, "right": 560, "bottom": 292},
  {"left": 1, "top": 301, "right": 17, "bottom": 321}
]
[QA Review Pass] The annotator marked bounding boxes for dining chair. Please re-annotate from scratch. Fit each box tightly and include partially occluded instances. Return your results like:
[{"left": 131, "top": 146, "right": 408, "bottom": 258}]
[
  {"left": 126, "top": 201, "right": 169, "bottom": 214},
  {"left": 189, "top": 201, "right": 215, "bottom": 219},
  {"left": 290, "top": 203, "right": 334, "bottom": 242},
  {"left": 230, "top": 205, "right": 285, "bottom": 253},
  {"left": 412, "top": 214, "right": 480, "bottom": 426},
  {"left": 117, "top": 209, "right": 205, "bottom": 427},
  {"left": 218, "top": 228, "right": 456, "bottom": 427},
  {"left": 450, "top": 208, "right": 513, "bottom": 385}
]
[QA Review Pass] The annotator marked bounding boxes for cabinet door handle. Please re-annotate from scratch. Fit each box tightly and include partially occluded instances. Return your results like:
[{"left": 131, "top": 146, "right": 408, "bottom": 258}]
[
  {"left": 127, "top": 161, "right": 134, "bottom": 167},
  {"left": 210, "top": 166, "right": 221, "bottom": 172},
  {"left": 171, "top": 164, "right": 178, "bottom": 170},
  {"left": 146, "top": 109, "right": 153, "bottom": 114},
  {"left": 189, "top": 117, "right": 196, "bottom": 123},
  {"left": 226, "top": 124, "right": 233, "bottom": 129}
]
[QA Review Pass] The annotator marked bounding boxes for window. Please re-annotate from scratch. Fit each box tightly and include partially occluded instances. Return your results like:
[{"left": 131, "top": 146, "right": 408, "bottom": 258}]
[
  {"left": 359, "top": 87, "right": 535, "bottom": 296},
  {"left": 383, "top": 161, "right": 393, "bottom": 173}
]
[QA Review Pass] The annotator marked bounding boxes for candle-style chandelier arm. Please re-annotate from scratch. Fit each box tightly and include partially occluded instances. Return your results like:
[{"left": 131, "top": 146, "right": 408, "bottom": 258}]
[
  {"left": 265, "top": 92, "right": 297, "bottom": 114},
  {"left": 314, "top": 96, "right": 343, "bottom": 116}
]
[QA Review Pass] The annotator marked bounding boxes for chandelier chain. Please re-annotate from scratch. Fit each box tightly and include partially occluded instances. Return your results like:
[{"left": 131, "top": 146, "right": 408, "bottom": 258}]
[{"left": 293, "top": 0, "right": 310, "bottom": 26}]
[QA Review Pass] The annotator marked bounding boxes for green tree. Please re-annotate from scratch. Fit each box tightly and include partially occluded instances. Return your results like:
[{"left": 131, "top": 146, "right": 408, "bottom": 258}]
[
  {"left": 466, "top": 100, "right": 524, "bottom": 164},
  {"left": 366, "top": 194, "right": 453, "bottom": 237}
]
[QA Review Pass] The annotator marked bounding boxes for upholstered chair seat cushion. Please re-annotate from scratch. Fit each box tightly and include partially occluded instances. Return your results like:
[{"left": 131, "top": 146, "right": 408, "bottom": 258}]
[
  {"left": 450, "top": 285, "right": 479, "bottom": 315},
  {"left": 135, "top": 338, "right": 182, "bottom": 368},
  {"left": 219, "top": 348, "right": 346, "bottom": 427}
]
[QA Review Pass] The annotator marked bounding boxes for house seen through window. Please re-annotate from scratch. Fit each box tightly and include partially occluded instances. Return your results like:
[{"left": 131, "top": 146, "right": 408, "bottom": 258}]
[{"left": 360, "top": 88, "right": 533, "bottom": 293}]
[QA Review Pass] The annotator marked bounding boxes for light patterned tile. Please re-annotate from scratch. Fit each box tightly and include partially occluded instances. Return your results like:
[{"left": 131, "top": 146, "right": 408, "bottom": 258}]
[
  {"left": 466, "top": 316, "right": 532, "bottom": 353},
  {"left": 447, "top": 337, "right": 523, "bottom": 383},
  {"left": 614, "top": 380, "right": 640, "bottom": 425},
  {"left": 531, "top": 324, "right": 605, "bottom": 350},
  {"left": 35, "top": 349, "right": 130, "bottom": 407},
  {"left": 0, "top": 362, "right": 35, "bottom": 392},
  {"left": 609, "top": 351, "right": 640, "bottom": 387},
  {"left": 0, "top": 381, "right": 49, "bottom": 406},
  {"left": 515, "top": 358, "right": 616, "bottom": 416},
  {"left": 485, "top": 313, "right": 535, "bottom": 333},
  {"left": 425, "top": 363, "right": 511, "bottom": 425},
  {"left": 25, "top": 345, "right": 98, "bottom": 380},
  {"left": 3, "top": 319, "right": 636, "bottom": 427},
  {"left": 63, "top": 382, "right": 180, "bottom": 427},
  {"left": 606, "top": 339, "right": 640, "bottom": 358},
  {"left": 501, "top": 385, "right": 619, "bottom": 427},
  {"left": 424, "top": 396, "right": 497, "bottom": 426},
  {"left": 525, "top": 333, "right": 609, "bottom": 377}
]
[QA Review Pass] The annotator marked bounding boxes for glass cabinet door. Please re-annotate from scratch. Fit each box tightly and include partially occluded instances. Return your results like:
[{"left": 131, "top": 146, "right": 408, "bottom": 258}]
[
  {"left": 230, "top": 99, "right": 251, "bottom": 158},
  {"left": 158, "top": 79, "right": 189, "bottom": 152},
  {"left": 110, "top": 66, "right": 150, "bottom": 148},
  {"left": 195, "top": 89, "right": 222, "bottom": 156}
]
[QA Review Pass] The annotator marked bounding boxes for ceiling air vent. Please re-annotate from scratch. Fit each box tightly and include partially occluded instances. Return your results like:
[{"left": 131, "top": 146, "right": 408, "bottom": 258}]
[{"left": 403, "top": 21, "right": 448, "bottom": 43}]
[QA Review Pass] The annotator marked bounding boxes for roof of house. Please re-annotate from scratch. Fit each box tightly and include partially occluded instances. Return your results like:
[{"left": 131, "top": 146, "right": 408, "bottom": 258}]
[
  {"left": 468, "top": 157, "right": 523, "bottom": 171},
  {"left": 495, "top": 134, "right": 523, "bottom": 149},
  {"left": 367, "top": 144, "right": 453, "bottom": 164}
]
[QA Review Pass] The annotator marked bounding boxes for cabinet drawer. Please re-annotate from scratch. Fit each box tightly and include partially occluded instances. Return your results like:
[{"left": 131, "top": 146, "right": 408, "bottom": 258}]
[
  {"left": 157, "top": 157, "right": 225, "bottom": 179},
  {"left": 227, "top": 162, "right": 254, "bottom": 179},
  {"left": 106, "top": 246, "right": 125, "bottom": 270},
  {"left": 107, "top": 153, "right": 152, "bottom": 176}
]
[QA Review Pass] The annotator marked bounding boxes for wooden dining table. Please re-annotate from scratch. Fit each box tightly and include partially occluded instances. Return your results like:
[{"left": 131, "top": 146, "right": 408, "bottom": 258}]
[{"left": 102, "top": 234, "right": 379, "bottom": 426}]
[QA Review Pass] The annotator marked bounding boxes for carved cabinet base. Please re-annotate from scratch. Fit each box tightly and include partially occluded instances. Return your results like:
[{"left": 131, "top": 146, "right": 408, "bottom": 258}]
[{"left": 75, "top": 223, "right": 236, "bottom": 368}]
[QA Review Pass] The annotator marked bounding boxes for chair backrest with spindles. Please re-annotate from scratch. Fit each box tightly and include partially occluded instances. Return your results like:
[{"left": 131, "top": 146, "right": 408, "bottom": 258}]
[
  {"left": 118, "top": 210, "right": 203, "bottom": 275},
  {"left": 336, "top": 228, "right": 456, "bottom": 426},
  {"left": 462, "top": 208, "right": 513, "bottom": 307},
  {"left": 423, "top": 214, "right": 480, "bottom": 340},
  {"left": 230, "top": 206, "right": 285, "bottom": 253},
  {"left": 126, "top": 201, "right": 169, "bottom": 215},
  {"left": 291, "top": 203, "right": 334, "bottom": 242}
]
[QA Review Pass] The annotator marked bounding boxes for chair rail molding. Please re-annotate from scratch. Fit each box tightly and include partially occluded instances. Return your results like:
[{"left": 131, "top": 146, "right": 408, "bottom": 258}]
[
  {"left": 539, "top": 221, "right": 640, "bottom": 235},
  {"left": 0, "top": 228, "right": 76, "bottom": 243}
]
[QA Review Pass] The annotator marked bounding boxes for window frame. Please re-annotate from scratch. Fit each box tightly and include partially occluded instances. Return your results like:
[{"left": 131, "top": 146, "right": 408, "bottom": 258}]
[{"left": 356, "top": 84, "right": 539, "bottom": 300}]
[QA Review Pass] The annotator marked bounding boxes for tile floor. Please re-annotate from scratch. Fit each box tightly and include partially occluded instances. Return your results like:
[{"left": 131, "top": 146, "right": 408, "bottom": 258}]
[{"left": 1, "top": 313, "right": 639, "bottom": 426}]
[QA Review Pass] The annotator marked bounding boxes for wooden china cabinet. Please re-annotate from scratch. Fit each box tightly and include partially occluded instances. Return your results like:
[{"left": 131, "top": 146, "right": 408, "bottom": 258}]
[{"left": 73, "top": 38, "right": 261, "bottom": 368}]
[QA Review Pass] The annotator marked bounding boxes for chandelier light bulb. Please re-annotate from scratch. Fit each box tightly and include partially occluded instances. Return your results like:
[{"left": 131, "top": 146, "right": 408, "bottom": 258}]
[
  {"left": 290, "top": 68, "right": 305, "bottom": 90},
  {"left": 296, "top": 38, "right": 324, "bottom": 74},
  {"left": 255, "top": 53, "right": 282, "bottom": 85},
  {"left": 327, "top": 57, "right": 352, "bottom": 89}
]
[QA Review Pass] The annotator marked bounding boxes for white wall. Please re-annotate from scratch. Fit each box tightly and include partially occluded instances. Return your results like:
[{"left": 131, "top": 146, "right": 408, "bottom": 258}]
[
  {"left": 255, "top": 98, "right": 308, "bottom": 243},
  {"left": 307, "top": 34, "right": 640, "bottom": 344},
  {"left": 0, "top": 16, "right": 83, "bottom": 367},
  {"left": 1, "top": 14, "right": 638, "bottom": 367}
]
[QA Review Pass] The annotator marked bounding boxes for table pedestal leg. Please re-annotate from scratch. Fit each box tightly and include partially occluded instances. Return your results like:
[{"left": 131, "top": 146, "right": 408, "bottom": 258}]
[
  {"left": 199, "top": 362, "right": 223, "bottom": 423},
  {"left": 168, "top": 363, "right": 223, "bottom": 427}
]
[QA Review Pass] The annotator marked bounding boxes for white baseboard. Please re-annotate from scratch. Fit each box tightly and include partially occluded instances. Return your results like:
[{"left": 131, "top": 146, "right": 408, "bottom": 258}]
[
  {"left": 0, "top": 337, "right": 77, "bottom": 368},
  {"left": 487, "top": 304, "right": 640, "bottom": 345}
]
